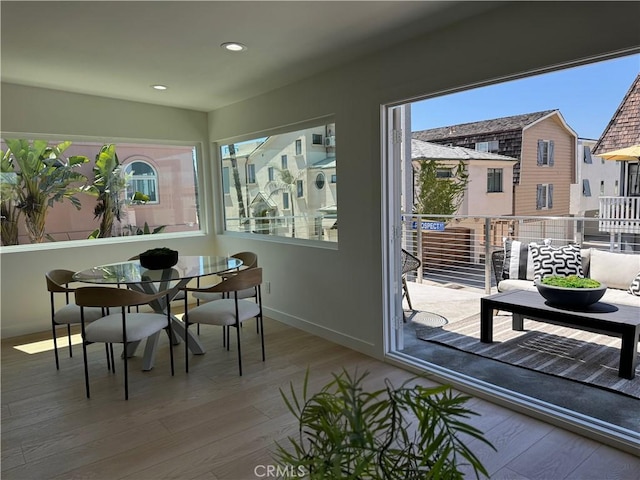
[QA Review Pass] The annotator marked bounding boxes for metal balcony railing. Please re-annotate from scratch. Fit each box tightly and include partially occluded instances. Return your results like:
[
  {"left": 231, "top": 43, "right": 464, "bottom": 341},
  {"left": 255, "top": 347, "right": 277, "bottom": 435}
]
[{"left": 401, "top": 214, "right": 640, "bottom": 294}]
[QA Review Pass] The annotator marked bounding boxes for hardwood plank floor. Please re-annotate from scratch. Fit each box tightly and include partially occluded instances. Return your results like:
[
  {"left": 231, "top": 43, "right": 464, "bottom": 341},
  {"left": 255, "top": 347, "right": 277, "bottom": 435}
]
[{"left": 2, "top": 318, "right": 639, "bottom": 479}]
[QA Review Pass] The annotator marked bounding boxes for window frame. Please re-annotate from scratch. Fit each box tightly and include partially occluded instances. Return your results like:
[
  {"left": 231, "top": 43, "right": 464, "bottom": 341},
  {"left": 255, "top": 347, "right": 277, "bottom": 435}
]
[
  {"left": 124, "top": 160, "right": 159, "bottom": 204},
  {"left": 487, "top": 168, "right": 503, "bottom": 193},
  {"left": 0, "top": 132, "right": 205, "bottom": 250}
]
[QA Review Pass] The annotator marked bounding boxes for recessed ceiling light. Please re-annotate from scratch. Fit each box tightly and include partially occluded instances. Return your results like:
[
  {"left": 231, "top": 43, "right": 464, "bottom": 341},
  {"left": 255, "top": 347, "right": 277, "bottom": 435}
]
[
  {"left": 152, "top": 85, "right": 168, "bottom": 90},
  {"left": 221, "top": 42, "right": 247, "bottom": 52}
]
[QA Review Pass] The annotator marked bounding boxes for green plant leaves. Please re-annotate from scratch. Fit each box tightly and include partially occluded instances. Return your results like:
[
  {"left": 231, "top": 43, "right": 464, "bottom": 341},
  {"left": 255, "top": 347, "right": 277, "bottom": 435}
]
[{"left": 274, "top": 368, "right": 493, "bottom": 479}]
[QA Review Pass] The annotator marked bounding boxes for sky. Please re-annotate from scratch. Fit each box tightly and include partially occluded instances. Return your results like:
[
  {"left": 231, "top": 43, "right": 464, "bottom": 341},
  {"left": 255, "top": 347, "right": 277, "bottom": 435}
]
[{"left": 411, "top": 54, "right": 640, "bottom": 141}]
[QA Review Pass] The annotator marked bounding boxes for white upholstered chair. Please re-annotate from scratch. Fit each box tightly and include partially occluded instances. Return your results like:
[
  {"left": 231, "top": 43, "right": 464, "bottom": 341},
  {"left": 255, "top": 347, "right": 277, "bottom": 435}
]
[
  {"left": 75, "top": 286, "right": 175, "bottom": 399},
  {"left": 182, "top": 267, "right": 264, "bottom": 376}
]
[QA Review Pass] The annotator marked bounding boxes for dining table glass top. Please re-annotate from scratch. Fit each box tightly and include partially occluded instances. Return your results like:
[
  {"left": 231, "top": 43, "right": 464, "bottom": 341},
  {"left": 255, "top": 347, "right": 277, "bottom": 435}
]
[{"left": 73, "top": 255, "right": 243, "bottom": 284}]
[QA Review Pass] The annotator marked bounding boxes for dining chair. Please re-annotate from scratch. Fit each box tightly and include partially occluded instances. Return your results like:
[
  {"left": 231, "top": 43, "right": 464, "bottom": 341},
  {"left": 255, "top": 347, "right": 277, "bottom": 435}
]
[
  {"left": 192, "top": 251, "right": 259, "bottom": 304},
  {"left": 192, "top": 251, "right": 259, "bottom": 341},
  {"left": 401, "top": 248, "right": 422, "bottom": 321},
  {"left": 45, "top": 269, "right": 107, "bottom": 370},
  {"left": 75, "top": 286, "right": 175, "bottom": 400},
  {"left": 181, "top": 267, "right": 264, "bottom": 376}
]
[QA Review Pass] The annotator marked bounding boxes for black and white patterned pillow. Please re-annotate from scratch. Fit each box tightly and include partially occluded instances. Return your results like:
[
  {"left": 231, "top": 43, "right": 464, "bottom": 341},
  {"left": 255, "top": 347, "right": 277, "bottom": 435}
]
[
  {"left": 503, "top": 238, "right": 550, "bottom": 280},
  {"left": 530, "top": 243, "right": 583, "bottom": 283},
  {"left": 503, "top": 238, "right": 532, "bottom": 280},
  {"left": 628, "top": 272, "right": 640, "bottom": 296}
]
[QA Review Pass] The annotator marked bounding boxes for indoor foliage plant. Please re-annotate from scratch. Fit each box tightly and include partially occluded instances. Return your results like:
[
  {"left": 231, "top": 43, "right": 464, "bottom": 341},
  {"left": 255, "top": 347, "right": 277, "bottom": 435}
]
[{"left": 274, "top": 369, "right": 493, "bottom": 479}]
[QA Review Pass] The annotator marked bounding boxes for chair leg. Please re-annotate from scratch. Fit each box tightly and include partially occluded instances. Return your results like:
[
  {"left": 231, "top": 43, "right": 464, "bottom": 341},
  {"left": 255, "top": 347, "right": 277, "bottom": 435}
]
[
  {"left": 110, "top": 344, "right": 116, "bottom": 373},
  {"left": 123, "top": 343, "right": 129, "bottom": 400},
  {"left": 52, "top": 323, "right": 60, "bottom": 370},
  {"left": 105, "top": 344, "right": 111, "bottom": 371},
  {"left": 167, "top": 301, "right": 174, "bottom": 377},
  {"left": 259, "top": 315, "right": 265, "bottom": 362},
  {"left": 67, "top": 324, "right": 73, "bottom": 358},
  {"left": 236, "top": 322, "right": 242, "bottom": 376},
  {"left": 402, "top": 277, "right": 413, "bottom": 310},
  {"left": 81, "top": 339, "right": 90, "bottom": 399}
]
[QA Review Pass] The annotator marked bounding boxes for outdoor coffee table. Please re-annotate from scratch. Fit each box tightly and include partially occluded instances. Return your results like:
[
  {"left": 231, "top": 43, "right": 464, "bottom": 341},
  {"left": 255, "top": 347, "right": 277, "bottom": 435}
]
[{"left": 480, "top": 290, "right": 640, "bottom": 379}]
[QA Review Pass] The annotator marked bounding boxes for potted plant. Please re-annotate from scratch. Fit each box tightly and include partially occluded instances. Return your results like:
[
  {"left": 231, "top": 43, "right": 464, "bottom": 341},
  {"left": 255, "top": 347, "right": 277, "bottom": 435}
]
[
  {"left": 536, "top": 275, "right": 606, "bottom": 308},
  {"left": 1, "top": 139, "right": 89, "bottom": 244},
  {"left": 273, "top": 368, "right": 493, "bottom": 479}
]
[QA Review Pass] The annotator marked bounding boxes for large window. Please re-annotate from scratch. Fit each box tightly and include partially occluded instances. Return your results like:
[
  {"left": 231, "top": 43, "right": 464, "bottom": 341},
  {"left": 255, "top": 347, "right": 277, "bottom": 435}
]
[
  {"left": 220, "top": 121, "right": 337, "bottom": 241},
  {"left": 0, "top": 138, "right": 201, "bottom": 245}
]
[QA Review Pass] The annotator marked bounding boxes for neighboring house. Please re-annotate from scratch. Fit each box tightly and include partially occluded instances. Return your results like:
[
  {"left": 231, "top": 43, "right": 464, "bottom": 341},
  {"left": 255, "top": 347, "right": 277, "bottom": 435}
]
[
  {"left": 220, "top": 123, "right": 337, "bottom": 240},
  {"left": 410, "top": 139, "right": 517, "bottom": 217},
  {"left": 592, "top": 73, "right": 640, "bottom": 247},
  {"left": 569, "top": 138, "right": 620, "bottom": 219},
  {"left": 413, "top": 110, "right": 578, "bottom": 217}
]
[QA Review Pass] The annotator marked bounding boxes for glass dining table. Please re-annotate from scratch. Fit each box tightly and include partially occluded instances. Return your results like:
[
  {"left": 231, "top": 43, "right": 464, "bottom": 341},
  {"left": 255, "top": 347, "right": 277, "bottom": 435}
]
[{"left": 73, "top": 255, "right": 243, "bottom": 370}]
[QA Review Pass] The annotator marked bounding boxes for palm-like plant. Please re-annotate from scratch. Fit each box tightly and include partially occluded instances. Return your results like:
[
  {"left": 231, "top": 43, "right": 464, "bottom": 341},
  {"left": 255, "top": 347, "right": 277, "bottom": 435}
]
[
  {"left": 82, "top": 144, "right": 148, "bottom": 238},
  {"left": 2, "top": 139, "right": 89, "bottom": 244},
  {"left": 1, "top": 151, "right": 21, "bottom": 245},
  {"left": 275, "top": 369, "right": 493, "bottom": 479},
  {"left": 272, "top": 167, "right": 304, "bottom": 238}
]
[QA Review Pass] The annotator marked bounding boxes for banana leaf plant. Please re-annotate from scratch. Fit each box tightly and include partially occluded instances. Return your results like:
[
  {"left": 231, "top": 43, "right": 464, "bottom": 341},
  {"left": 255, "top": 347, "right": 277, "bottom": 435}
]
[
  {"left": 1, "top": 152, "right": 21, "bottom": 245},
  {"left": 82, "top": 144, "right": 148, "bottom": 238},
  {"left": 2, "top": 139, "right": 89, "bottom": 244}
]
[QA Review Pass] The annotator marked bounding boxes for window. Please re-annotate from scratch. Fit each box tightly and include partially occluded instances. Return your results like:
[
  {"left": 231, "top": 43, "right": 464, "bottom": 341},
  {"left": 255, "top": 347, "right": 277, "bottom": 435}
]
[
  {"left": 600, "top": 180, "right": 605, "bottom": 196},
  {"left": 615, "top": 180, "right": 619, "bottom": 195},
  {"left": 331, "top": 174, "right": 337, "bottom": 183},
  {"left": 476, "top": 140, "right": 499, "bottom": 153},
  {"left": 537, "top": 140, "right": 554, "bottom": 166},
  {"left": 628, "top": 163, "right": 640, "bottom": 196},
  {"left": 487, "top": 168, "right": 503, "bottom": 193},
  {"left": 125, "top": 161, "right": 158, "bottom": 203},
  {"left": 583, "top": 179, "right": 591, "bottom": 197},
  {"left": 536, "top": 183, "right": 553, "bottom": 209},
  {"left": 583, "top": 145, "right": 593, "bottom": 164},
  {"left": 0, "top": 138, "right": 201, "bottom": 245},
  {"left": 436, "top": 168, "right": 452, "bottom": 178},
  {"left": 312, "top": 134, "right": 323, "bottom": 145},
  {"left": 222, "top": 167, "right": 230, "bottom": 194},
  {"left": 247, "top": 163, "right": 256, "bottom": 184},
  {"left": 219, "top": 121, "right": 337, "bottom": 241}
]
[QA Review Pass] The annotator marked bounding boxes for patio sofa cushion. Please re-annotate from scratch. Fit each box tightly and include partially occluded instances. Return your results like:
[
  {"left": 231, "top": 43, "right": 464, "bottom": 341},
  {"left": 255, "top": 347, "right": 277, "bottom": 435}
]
[
  {"left": 589, "top": 249, "right": 640, "bottom": 291},
  {"left": 530, "top": 243, "right": 583, "bottom": 282},
  {"left": 495, "top": 248, "right": 640, "bottom": 308}
]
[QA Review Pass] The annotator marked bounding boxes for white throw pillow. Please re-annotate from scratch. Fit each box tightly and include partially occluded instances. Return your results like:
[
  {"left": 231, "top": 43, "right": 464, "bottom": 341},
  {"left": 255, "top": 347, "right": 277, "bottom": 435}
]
[{"left": 590, "top": 249, "right": 640, "bottom": 290}]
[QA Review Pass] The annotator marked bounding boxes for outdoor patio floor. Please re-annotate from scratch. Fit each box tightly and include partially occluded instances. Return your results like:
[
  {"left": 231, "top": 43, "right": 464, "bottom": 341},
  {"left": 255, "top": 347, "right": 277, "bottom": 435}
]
[{"left": 400, "top": 280, "right": 640, "bottom": 434}]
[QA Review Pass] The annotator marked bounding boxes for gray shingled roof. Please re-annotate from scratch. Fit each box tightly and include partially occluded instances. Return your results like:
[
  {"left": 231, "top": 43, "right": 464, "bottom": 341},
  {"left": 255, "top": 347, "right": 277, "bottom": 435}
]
[
  {"left": 411, "top": 139, "right": 518, "bottom": 161},
  {"left": 593, "top": 74, "right": 640, "bottom": 155},
  {"left": 412, "top": 110, "right": 557, "bottom": 141}
]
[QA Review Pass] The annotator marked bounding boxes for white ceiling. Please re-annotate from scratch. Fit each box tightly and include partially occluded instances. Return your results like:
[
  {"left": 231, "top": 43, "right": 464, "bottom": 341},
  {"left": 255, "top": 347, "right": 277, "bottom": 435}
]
[{"left": 1, "top": 1, "right": 494, "bottom": 112}]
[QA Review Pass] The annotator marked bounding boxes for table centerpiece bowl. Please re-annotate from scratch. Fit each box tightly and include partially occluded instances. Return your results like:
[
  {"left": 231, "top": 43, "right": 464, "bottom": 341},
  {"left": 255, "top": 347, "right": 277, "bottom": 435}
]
[
  {"left": 535, "top": 275, "right": 606, "bottom": 308},
  {"left": 139, "top": 248, "right": 179, "bottom": 270}
]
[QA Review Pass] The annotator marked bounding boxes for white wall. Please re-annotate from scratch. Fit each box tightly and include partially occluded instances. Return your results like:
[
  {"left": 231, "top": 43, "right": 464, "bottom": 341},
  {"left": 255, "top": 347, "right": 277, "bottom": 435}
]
[{"left": 2, "top": 2, "right": 639, "bottom": 360}]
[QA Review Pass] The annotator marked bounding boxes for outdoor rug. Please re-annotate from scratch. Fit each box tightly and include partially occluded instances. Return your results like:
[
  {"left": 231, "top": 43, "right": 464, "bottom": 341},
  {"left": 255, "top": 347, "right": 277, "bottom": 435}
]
[{"left": 415, "top": 314, "right": 640, "bottom": 399}]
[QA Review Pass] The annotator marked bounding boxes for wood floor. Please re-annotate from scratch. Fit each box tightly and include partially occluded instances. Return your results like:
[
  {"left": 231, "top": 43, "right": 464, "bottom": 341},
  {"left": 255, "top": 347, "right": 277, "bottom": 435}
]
[{"left": 2, "top": 318, "right": 639, "bottom": 480}]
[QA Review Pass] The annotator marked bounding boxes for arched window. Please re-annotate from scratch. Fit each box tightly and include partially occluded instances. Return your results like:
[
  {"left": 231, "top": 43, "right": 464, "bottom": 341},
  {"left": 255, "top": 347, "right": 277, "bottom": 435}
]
[{"left": 125, "top": 161, "right": 158, "bottom": 203}]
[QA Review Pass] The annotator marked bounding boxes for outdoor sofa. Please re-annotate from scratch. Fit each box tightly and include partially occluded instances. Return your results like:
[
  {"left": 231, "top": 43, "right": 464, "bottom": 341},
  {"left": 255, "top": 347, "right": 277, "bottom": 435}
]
[{"left": 492, "top": 245, "right": 640, "bottom": 308}]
